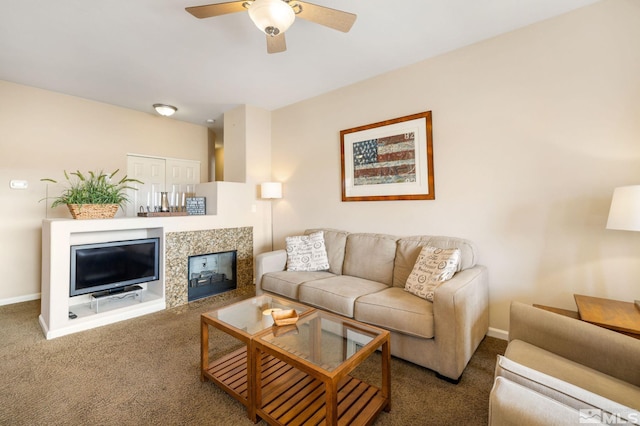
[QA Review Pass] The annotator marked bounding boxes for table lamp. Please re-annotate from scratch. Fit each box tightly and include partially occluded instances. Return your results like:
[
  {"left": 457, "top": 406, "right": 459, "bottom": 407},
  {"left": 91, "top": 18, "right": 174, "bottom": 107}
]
[{"left": 606, "top": 185, "right": 640, "bottom": 309}]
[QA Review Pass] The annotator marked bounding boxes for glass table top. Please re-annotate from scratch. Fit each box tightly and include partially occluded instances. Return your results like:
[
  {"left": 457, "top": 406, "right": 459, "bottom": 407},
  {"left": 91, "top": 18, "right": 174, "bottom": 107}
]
[
  {"left": 208, "top": 295, "right": 313, "bottom": 336},
  {"left": 258, "top": 310, "right": 384, "bottom": 372}
]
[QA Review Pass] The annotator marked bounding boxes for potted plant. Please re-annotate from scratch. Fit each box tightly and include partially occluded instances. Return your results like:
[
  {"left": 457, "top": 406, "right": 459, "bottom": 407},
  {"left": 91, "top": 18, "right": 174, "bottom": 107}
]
[{"left": 41, "top": 169, "right": 143, "bottom": 219}]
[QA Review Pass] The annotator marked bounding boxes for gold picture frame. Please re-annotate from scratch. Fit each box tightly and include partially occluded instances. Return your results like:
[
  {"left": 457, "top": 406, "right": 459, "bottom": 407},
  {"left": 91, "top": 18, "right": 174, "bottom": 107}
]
[{"left": 340, "top": 111, "right": 434, "bottom": 201}]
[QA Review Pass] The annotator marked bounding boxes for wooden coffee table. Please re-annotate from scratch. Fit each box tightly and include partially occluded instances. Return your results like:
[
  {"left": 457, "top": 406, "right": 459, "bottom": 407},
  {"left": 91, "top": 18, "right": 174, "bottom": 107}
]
[
  {"left": 200, "top": 295, "right": 314, "bottom": 422},
  {"left": 252, "top": 309, "right": 391, "bottom": 426}
]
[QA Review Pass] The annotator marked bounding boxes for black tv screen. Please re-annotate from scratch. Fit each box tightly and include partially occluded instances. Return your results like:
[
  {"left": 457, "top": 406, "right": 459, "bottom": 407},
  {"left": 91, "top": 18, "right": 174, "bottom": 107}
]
[{"left": 70, "top": 238, "right": 160, "bottom": 297}]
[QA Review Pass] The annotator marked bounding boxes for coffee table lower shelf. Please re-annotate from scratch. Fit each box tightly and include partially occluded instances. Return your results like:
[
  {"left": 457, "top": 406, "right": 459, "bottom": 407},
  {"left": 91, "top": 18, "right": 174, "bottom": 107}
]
[
  {"left": 204, "top": 347, "right": 387, "bottom": 425},
  {"left": 259, "top": 357, "right": 386, "bottom": 426},
  {"left": 203, "top": 347, "right": 250, "bottom": 406}
]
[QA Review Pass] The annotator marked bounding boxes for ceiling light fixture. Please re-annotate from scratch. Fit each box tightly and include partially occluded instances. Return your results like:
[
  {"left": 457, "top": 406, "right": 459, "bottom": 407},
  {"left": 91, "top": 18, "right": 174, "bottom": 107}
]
[
  {"left": 153, "top": 104, "right": 177, "bottom": 117},
  {"left": 247, "top": 0, "right": 296, "bottom": 36}
]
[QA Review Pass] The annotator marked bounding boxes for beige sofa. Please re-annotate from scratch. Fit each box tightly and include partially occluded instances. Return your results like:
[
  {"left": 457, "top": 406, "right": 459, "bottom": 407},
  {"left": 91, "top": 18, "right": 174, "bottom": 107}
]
[
  {"left": 255, "top": 228, "right": 489, "bottom": 382},
  {"left": 489, "top": 302, "right": 640, "bottom": 425}
]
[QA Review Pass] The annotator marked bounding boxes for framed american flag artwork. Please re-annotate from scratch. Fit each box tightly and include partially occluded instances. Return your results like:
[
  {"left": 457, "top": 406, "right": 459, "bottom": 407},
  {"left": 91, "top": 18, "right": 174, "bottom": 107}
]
[{"left": 340, "top": 111, "right": 434, "bottom": 201}]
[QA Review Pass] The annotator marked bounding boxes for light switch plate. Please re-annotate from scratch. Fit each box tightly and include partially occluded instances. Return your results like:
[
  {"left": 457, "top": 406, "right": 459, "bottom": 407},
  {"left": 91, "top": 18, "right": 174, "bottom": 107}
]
[{"left": 10, "top": 180, "right": 28, "bottom": 189}]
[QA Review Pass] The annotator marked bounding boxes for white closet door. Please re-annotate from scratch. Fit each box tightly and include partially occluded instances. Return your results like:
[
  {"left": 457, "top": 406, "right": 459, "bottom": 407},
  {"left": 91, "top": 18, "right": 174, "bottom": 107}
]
[
  {"left": 166, "top": 158, "right": 201, "bottom": 196},
  {"left": 125, "top": 155, "right": 166, "bottom": 217},
  {"left": 125, "top": 156, "right": 201, "bottom": 217}
]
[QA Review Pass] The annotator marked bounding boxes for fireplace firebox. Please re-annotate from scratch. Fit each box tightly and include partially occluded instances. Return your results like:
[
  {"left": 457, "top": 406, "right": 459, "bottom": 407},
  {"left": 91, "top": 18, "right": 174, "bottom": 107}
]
[{"left": 187, "top": 250, "right": 237, "bottom": 301}]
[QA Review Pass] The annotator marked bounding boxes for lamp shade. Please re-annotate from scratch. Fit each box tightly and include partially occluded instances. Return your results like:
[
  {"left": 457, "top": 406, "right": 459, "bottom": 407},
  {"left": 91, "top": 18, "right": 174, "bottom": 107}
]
[
  {"left": 606, "top": 185, "right": 640, "bottom": 231},
  {"left": 248, "top": 0, "right": 295, "bottom": 36},
  {"left": 261, "top": 182, "right": 282, "bottom": 199}
]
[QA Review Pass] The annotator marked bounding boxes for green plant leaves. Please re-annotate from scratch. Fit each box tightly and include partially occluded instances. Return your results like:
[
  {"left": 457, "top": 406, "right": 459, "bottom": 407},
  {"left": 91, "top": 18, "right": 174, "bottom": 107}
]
[{"left": 41, "top": 169, "right": 143, "bottom": 209}]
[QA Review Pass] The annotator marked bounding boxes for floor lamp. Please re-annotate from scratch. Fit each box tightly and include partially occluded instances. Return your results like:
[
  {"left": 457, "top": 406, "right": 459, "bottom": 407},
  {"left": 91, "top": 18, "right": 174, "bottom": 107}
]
[
  {"left": 261, "top": 182, "right": 282, "bottom": 251},
  {"left": 606, "top": 185, "right": 640, "bottom": 309}
]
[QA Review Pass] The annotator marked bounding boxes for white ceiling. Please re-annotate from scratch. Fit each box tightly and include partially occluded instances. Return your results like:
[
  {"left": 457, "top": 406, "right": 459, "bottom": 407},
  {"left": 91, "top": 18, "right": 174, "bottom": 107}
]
[{"left": 0, "top": 0, "right": 598, "bottom": 132}]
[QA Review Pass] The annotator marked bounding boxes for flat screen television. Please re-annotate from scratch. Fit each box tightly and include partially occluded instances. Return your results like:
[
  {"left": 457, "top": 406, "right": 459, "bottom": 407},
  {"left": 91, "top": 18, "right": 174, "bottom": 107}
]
[{"left": 70, "top": 238, "right": 160, "bottom": 297}]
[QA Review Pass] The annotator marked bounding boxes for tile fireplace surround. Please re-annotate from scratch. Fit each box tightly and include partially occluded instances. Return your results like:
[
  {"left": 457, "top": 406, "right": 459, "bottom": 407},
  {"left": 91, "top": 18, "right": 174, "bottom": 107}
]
[{"left": 164, "top": 227, "right": 253, "bottom": 308}]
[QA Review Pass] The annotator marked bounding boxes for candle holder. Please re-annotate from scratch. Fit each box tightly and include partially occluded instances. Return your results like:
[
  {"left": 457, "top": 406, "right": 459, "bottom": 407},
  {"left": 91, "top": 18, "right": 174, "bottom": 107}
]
[{"left": 160, "top": 192, "right": 170, "bottom": 212}]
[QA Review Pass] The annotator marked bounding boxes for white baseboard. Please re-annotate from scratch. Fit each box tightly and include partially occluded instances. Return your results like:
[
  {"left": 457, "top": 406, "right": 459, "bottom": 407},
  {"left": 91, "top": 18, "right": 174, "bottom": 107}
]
[
  {"left": 487, "top": 326, "right": 508, "bottom": 341},
  {"left": 0, "top": 293, "right": 41, "bottom": 306}
]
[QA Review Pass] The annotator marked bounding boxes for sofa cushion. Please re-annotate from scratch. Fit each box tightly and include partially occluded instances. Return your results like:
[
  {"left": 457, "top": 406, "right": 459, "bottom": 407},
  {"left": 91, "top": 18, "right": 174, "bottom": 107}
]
[
  {"left": 305, "top": 228, "right": 348, "bottom": 275},
  {"left": 393, "top": 236, "right": 477, "bottom": 288},
  {"left": 298, "top": 275, "right": 388, "bottom": 317},
  {"left": 285, "top": 231, "right": 330, "bottom": 272},
  {"left": 495, "top": 355, "right": 639, "bottom": 423},
  {"left": 261, "top": 271, "right": 336, "bottom": 300},
  {"left": 354, "top": 287, "right": 435, "bottom": 338},
  {"left": 404, "top": 246, "right": 460, "bottom": 301},
  {"left": 505, "top": 339, "right": 640, "bottom": 410},
  {"left": 342, "top": 233, "right": 398, "bottom": 285}
]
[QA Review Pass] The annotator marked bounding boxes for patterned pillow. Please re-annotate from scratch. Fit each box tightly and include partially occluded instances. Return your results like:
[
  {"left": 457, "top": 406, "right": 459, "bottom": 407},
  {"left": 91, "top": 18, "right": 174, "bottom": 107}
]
[
  {"left": 285, "top": 231, "right": 330, "bottom": 272},
  {"left": 404, "top": 246, "right": 460, "bottom": 301}
]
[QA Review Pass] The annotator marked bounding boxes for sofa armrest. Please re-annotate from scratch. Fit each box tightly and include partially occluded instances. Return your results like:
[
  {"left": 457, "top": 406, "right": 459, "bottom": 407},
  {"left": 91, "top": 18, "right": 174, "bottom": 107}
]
[
  {"left": 255, "top": 250, "right": 287, "bottom": 295},
  {"left": 509, "top": 301, "right": 640, "bottom": 387},
  {"left": 432, "top": 265, "right": 489, "bottom": 380}
]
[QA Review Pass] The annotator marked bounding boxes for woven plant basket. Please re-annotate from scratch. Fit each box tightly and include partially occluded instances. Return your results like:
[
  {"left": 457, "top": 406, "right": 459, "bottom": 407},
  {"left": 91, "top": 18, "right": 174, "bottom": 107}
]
[{"left": 67, "top": 204, "right": 119, "bottom": 219}]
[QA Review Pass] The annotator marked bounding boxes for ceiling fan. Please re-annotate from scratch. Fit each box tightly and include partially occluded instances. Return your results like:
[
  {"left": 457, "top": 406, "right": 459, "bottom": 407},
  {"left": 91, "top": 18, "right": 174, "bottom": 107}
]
[{"left": 186, "top": 0, "right": 356, "bottom": 54}]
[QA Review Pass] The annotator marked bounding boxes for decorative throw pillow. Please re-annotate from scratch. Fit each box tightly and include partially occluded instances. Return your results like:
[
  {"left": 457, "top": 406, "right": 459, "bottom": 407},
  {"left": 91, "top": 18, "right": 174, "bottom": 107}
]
[
  {"left": 285, "top": 231, "right": 330, "bottom": 272},
  {"left": 404, "top": 246, "right": 460, "bottom": 301}
]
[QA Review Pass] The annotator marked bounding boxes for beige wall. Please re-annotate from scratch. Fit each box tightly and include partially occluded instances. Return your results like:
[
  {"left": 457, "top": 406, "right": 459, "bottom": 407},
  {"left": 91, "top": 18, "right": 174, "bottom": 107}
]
[
  {"left": 223, "top": 106, "right": 247, "bottom": 183},
  {"left": 0, "top": 81, "right": 209, "bottom": 301},
  {"left": 271, "top": 0, "right": 640, "bottom": 333}
]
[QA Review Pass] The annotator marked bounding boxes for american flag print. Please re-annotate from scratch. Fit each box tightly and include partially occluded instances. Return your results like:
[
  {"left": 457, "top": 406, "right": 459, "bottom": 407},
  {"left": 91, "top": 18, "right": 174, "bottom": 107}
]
[{"left": 352, "top": 132, "right": 416, "bottom": 186}]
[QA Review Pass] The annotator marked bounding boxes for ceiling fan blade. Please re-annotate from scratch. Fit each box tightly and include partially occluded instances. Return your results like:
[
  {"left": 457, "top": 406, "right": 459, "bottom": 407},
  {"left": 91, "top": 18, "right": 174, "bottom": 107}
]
[
  {"left": 266, "top": 33, "right": 287, "bottom": 54},
  {"left": 185, "top": 1, "right": 247, "bottom": 19},
  {"left": 294, "top": 1, "right": 356, "bottom": 32}
]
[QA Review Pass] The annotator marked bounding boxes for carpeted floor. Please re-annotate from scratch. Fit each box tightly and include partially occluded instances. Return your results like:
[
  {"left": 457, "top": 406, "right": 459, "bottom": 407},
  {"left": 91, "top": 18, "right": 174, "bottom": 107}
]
[{"left": 0, "top": 289, "right": 506, "bottom": 425}]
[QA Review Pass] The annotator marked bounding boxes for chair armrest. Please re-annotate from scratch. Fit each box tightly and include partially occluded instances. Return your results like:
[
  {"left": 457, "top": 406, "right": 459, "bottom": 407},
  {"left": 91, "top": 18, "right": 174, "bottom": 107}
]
[
  {"left": 509, "top": 301, "right": 640, "bottom": 386},
  {"left": 255, "top": 250, "right": 287, "bottom": 295},
  {"left": 489, "top": 377, "right": 587, "bottom": 426},
  {"left": 432, "top": 265, "right": 490, "bottom": 379}
]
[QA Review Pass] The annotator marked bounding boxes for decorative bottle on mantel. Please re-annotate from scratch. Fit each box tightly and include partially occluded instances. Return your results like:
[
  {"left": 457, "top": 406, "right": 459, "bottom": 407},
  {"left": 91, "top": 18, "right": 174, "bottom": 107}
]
[{"left": 160, "top": 192, "right": 170, "bottom": 212}]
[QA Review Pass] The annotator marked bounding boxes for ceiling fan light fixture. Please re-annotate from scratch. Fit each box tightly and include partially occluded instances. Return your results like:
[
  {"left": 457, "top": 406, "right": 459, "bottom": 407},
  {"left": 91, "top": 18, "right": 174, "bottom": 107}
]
[
  {"left": 248, "top": 0, "right": 295, "bottom": 36},
  {"left": 153, "top": 104, "right": 177, "bottom": 117}
]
